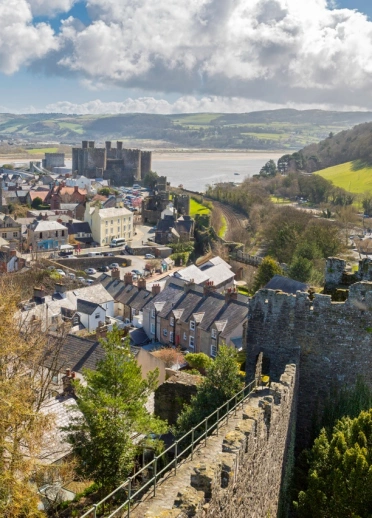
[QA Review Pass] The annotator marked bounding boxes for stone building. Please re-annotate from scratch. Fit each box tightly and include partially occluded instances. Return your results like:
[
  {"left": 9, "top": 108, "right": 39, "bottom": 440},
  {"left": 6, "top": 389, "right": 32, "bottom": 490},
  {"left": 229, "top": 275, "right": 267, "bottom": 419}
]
[
  {"left": 72, "top": 140, "right": 152, "bottom": 186},
  {"left": 84, "top": 201, "right": 133, "bottom": 246},
  {"left": 0, "top": 213, "right": 22, "bottom": 249},
  {"left": 42, "top": 153, "right": 65, "bottom": 171},
  {"left": 26, "top": 217, "right": 68, "bottom": 250}
]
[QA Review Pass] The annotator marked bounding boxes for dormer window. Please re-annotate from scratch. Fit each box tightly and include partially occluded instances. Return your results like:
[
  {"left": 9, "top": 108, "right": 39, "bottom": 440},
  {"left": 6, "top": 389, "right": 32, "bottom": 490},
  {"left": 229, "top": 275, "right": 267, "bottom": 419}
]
[
  {"left": 211, "top": 329, "right": 217, "bottom": 339},
  {"left": 151, "top": 309, "right": 155, "bottom": 318},
  {"left": 170, "top": 317, "right": 174, "bottom": 327},
  {"left": 190, "top": 320, "right": 195, "bottom": 331}
]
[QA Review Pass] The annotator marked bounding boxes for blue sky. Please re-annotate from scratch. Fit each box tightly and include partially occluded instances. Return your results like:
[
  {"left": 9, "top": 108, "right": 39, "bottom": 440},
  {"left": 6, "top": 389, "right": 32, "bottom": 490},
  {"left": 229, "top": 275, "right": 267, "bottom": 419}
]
[{"left": 2, "top": 0, "right": 372, "bottom": 114}]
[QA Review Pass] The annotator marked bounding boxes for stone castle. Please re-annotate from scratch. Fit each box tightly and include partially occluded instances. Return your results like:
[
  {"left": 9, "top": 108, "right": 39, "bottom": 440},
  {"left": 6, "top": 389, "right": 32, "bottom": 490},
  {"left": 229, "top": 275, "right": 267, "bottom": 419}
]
[
  {"left": 125, "top": 257, "right": 372, "bottom": 517},
  {"left": 72, "top": 140, "right": 152, "bottom": 185}
]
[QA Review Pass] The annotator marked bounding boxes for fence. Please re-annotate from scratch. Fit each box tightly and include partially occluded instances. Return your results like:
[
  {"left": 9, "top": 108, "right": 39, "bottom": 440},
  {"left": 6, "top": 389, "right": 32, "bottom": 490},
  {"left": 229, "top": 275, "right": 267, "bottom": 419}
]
[
  {"left": 80, "top": 379, "right": 256, "bottom": 518},
  {"left": 230, "top": 250, "right": 263, "bottom": 267}
]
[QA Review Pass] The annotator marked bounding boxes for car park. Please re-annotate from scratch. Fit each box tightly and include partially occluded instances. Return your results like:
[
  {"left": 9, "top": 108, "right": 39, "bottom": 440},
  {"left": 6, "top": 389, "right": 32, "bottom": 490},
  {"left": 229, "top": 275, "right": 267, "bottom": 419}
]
[
  {"left": 145, "top": 253, "right": 155, "bottom": 259},
  {"left": 85, "top": 268, "right": 97, "bottom": 275},
  {"left": 55, "top": 269, "right": 66, "bottom": 276},
  {"left": 98, "top": 265, "right": 110, "bottom": 272},
  {"left": 109, "top": 262, "right": 119, "bottom": 269}
]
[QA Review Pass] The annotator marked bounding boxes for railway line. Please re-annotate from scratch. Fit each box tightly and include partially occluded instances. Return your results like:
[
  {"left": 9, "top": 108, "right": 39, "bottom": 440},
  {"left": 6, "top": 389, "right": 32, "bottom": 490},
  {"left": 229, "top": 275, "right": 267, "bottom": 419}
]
[{"left": 209, "top": 200, "right": 248, "bottom": 241}]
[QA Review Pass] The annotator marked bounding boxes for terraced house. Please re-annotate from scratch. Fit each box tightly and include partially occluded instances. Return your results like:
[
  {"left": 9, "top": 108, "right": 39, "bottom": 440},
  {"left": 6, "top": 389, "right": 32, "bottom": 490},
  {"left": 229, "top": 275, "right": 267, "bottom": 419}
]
[
  {"left": 0, "top": 213, "right": 21, "bottom": 248},
  {"left": 143, "top": 278, "right": 248, "bottom": 358}
]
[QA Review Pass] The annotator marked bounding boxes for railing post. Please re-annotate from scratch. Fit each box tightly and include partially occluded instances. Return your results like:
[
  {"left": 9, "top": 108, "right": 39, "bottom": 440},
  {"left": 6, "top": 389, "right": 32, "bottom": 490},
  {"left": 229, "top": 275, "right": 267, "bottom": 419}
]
[
  {"left": 93, "top": 504, "right": 97, "bottom": 518},
  {"left": 227, "top": 400, "right": 229, "bottom": 424},
  {"left": 127, "top": 478, "right": 131, "bottom": 518},
  {"left": 154, "top": 457, "right": 157, "bottom": 496},
  {"left": 235, "top": 394, "right": 238, "bottom": 415},
  {"left": 191, "top": 428, "right": 195, "bottom": 459},
  {"left": 175, "top": 441, "right": 178, "bottom": 474},
  {"left": 205, "top": 418, "right": 208, "bottom": 446},
  {"left": 216, "top": 407, "right": 220, "bottom": 435}
]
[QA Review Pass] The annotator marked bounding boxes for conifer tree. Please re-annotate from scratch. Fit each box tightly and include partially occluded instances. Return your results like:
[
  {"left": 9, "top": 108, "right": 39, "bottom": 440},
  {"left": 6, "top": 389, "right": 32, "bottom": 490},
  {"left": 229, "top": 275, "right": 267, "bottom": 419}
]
[{"left": 65, "top": 326, "right": 167, "bottom": 492}]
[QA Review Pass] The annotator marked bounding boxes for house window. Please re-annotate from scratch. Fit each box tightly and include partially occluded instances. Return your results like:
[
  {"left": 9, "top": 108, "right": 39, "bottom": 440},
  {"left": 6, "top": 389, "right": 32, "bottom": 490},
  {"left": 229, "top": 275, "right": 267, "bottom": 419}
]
[
  {"left": 106, "top": 221, "right": 108, "bottom": 225},
  {"left": 163, "top": 329, "right": 168, "bottom": 337},
  {"left": 2, "top": 233, "right": 6, "bottom": 238},
  {"left": 117, "top": 227, "right": 120, "bottom": 233},
  {"left": 117, "top": 219, "right": 120, "bottom": 224},
  {"left": 189, "top": 336, "right": 194, "bottom": 349},
  {"left": 211, "top": 344, "right": 217, "bottom": 357},
  {"left": 51, "top": 372, "right": 59, "bottom": 384},
  {"left": 190, "top": 321, "right": 195, "bottom": 331},
  {"left": 211, "top": 329, "right": 217, "bottom": 339},
  {"left": 111, "top": 220, "right": 113, "bottom": 224},
  {"left": 55, "top": 231, "right": 58, "bottom": 237},
  {"left": 151, "top": 309, "right": 155, "bottom": 318},
  {"left": 170, "top": 331, "right": 174, "bottom": 343},
  {"left": 150, "top": 323, "right": 155, "bottom": 334},
  {"left": 170, "top": 317, "right": 174, "bottom": 327},
  {"left": 62, "top": 230, "right": 65, "bottom": 237},
  {"left": 105, "top": 229, "right": 108, "bottom": 235},
  {"left": 39, "top": 232, "right": 43, "bottom": 239},
  {"left": 183, "top": 331, "right": 187, "bottom": 341},
  {"left": 95, "top": 313, "right": 100, "bottom": 319},
  {"left": 13, "top": 232, "right": 17, "bottom": 238}
]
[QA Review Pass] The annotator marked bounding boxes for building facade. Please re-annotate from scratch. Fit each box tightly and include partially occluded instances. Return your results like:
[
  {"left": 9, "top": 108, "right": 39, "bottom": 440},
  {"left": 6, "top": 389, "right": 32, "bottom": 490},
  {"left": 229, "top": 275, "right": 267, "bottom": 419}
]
[{"left": 84, "top": 202, "right": 133, "bottom": 245}]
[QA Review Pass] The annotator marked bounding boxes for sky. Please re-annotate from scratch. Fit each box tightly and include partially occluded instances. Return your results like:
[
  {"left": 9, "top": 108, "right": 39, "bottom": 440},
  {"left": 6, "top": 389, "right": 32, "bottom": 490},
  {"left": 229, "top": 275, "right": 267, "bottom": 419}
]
[{"left": 1, "top": 0, "right": 372, "bottom": 114}]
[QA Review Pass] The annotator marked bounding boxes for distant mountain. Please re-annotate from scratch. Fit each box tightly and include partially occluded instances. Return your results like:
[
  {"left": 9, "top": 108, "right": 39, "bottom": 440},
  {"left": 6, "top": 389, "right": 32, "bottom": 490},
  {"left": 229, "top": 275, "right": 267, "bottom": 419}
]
[
  {"left": 1, "top": 110, "right": 372, "bottom": 151},
  {"left": 279, "top": 121, "right": 372, "bottom": 173}
]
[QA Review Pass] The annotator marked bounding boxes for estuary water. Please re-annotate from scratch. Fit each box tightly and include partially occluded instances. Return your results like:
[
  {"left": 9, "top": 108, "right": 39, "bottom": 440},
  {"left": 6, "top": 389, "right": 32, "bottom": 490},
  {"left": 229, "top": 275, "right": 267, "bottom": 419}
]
[{"left": 152, "top": 151, "right": 284, "bottom": 192}]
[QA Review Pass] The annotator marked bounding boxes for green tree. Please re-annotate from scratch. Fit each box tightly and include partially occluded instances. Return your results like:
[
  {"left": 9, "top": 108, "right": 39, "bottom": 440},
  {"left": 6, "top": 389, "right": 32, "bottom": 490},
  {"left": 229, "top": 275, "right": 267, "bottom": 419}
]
[
  {"left": 98, "top": 187, "right": 111, "bottom": 196},
  {"left": 295, "top": 409, "right": 372, "bottom": 518},
  {"left": 288, "top": 256, "right": 313, "bottom": 283},
  {"left": 253, "top": 256, "right": 283, "bottom": 292},
  {"left": 259, "top": 159, "right": 277, "bottom": 177},
  {"left": 175, "top": 345, "right": 242, "bottom": 435},
  {"left": 31, "top": 196, "right": 43, "bottom": 209},
  {"left": 65, "top": 327, "right": 167, "bottom": 492},
  {"left": 185, "top": 353, "right": 213, "bottom": 375},
  {"left": 143, "top": 171, "right": 159, "bottom": 189}
]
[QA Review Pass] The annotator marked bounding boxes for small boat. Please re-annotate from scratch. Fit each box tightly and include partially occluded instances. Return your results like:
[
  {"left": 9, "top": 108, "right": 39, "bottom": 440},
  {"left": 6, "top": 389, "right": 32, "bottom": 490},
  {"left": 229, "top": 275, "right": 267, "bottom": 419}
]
[{"left": 234, "top": 173, "right": 240, "bottom": 175}]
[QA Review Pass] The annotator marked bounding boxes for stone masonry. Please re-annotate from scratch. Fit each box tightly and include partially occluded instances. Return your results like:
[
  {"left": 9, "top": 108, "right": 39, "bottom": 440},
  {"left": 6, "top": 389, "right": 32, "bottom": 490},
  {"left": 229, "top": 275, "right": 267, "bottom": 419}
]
[
  {"left": 131, "top": 363, "right": 298, "bottom": 518},
  {"left": 247, "top": 281, "right": 372, "bottom": 448}
]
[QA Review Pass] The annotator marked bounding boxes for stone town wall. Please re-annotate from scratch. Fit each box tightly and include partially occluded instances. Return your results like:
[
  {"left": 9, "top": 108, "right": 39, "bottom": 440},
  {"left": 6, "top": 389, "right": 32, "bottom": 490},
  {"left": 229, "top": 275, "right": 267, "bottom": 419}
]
[
  {"left": 246, "top": 281, "right": 372, "bottom": 448},
  {"left": 132, "top": 363, "right": 298, "bottom": 518}
]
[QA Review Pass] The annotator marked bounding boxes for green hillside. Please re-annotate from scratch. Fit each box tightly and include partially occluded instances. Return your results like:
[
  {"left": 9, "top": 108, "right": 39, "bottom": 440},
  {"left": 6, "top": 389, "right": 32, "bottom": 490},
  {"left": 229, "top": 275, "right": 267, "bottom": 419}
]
[
  {"left": 317, "top": 161, "right": 372, "bottom": 193},
  {"left": 1, "top": 109, "right": 372, "bottom": 150}
]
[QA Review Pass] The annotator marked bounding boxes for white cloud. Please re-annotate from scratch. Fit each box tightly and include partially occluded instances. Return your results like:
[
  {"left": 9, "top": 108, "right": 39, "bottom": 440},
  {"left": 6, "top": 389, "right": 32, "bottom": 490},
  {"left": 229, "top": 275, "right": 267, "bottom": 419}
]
[
  {"left": 48, "top": 0, "right": 372, "bottom": 108},
  {"left": 0, "top": 0, "right": 58, "bottom": 74},
  {"left": 42, "top": 96, "right": 367, "bottom": 115},
  {"left": 28, "top": 0, "right": 76, "bottom": 16},
  {"left": 3, "top": 0, "right": 372, "bottom": 108}
]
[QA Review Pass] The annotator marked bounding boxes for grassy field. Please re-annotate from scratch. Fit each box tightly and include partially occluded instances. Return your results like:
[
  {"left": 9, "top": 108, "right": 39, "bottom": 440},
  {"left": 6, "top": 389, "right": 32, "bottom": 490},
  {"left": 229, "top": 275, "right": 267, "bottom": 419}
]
[
  {"left": 190, "top": 198, "right": 211, "bottom": 217},
  {"left": 317, "top": 161, "right": 372, "bottom": 194},
  {"left": 28, "top": 147, "right": 59, "bottom": 155},
  {"left": 270, "top": 195, "right": 289, "bottom": 204}
]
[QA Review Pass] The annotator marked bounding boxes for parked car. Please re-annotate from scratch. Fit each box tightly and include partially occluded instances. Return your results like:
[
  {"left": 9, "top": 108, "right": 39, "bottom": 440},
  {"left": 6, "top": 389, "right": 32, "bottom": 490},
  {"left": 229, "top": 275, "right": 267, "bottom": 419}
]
[
  {"left": 109, "top": 262, "right": 120, "bottom": 269},
  {"left": 55, "top": 269, "right": 65, "bottom": 276},
  {"left": 145, "top": 253, "right": 155, "bottom": 259},
  {"left": 66, "top": 272, "right": 76, "bottom": 279},
  {"left": 103, "top": 252, "right": 114, "bottom": 256},
  {"left": 85, "top": 279, "right": 94, "bottom": 286},
  {"left": 131, "top": 269, "right": 142, "bottom": 276},
  {"left": 85, "top": 268, "right": 97, "bottom": 275},
  {"left": 98, "top": 265, "right": 110, "bottom": 272},
  {"left": 77, "top": 276, "right": 86, "bottom": 283}
]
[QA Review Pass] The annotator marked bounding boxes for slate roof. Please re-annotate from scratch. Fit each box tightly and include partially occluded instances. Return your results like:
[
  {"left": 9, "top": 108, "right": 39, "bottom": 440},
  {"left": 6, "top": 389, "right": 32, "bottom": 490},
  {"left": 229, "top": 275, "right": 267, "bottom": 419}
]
[
  {"left": 175, "top": 215, "right": 194, "bottom": 234},
  {"left": 76, "top": 298, "right": 101, "bottom": 315},
  {"left": 98, "top": 274, "right": 154, "bottom": 310},
  {"left": 43, "top": 335, "right": 104, "bottom": 373},
  {"left": 264, "top": 275, "right": 308, "bottom": 294},
  {"left": 65, "top": 221, "right": 91, "bottom": 235},
  {"left": 157, "top": 215, "right": 175, "bottom": 232},
  {"left": 149, "top": 281, "right": 186, "bottom": 316},
  {"left": 174, "top": 264, "right": 209, "bottom": 284},
  {"left": 29, "top": 219, "right": 67, "bottom": 231}
]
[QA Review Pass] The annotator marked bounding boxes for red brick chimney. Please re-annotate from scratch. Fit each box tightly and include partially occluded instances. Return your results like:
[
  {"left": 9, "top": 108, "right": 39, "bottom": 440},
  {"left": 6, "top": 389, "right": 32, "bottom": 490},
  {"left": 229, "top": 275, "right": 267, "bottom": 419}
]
[
  {"left": 152, "top": 283, "right": 161, "bottom": 295},
  {"left": 10, "top": 250, "right": 17, "bottom": 257},
  {"left": 74, "top": 186, "right": 79, "bottom": 192},
  {"left": 225, "top": 287, "right": 238, "bottom": 303},
  {"left": 124, "top": 272, "right": 133, "bottom": 285},
  {"left": 138, "top": 278, "right": 147, "bottom": 290},
  {"left": 112, "top": 267, "right": 120, "bottom": 280},
  {"left": 203, "top": 280, "right": 215, "bottom": 296}
]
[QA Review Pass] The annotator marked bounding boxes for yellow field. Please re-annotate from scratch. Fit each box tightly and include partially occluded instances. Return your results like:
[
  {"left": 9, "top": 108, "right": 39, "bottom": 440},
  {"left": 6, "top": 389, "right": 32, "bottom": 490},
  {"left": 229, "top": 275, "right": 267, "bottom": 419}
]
[{"left": 317, "top": 161, "right": 372, "bottom": 194}]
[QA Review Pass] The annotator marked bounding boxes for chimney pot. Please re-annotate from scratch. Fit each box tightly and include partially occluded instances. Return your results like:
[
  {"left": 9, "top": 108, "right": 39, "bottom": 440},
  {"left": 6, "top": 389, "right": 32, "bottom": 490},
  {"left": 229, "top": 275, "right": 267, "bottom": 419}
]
[
  {"left": 66, "top": 368, "right": 71, "bottom": 376},
  {"left": 152, "top": 283, "right": 161, "bottom": 295}
]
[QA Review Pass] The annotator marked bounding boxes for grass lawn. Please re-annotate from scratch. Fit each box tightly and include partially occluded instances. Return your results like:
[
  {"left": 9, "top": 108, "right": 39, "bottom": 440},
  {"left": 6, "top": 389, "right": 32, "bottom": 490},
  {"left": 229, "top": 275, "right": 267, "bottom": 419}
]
[
  {"left": 317, "top": 161, "right": 372, "bottom": 194},
  {"left": 270, "top": 195, "right": 289, "bottom": 204},
  {"left": 190, "top": 198, "right": 211, "bottom": 217},
  {"left": 28, "top": 147, "right": 59, "bottom": 155},
  {"left": 218, "top": 214, "right": 227, "bottom": 238}
]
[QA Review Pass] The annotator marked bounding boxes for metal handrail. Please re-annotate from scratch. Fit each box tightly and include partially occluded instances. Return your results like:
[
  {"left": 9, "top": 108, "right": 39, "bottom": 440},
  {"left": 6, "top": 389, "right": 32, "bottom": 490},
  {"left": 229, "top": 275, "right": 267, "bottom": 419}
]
[{"left": 80, "top": 379, "right": 256, "bottom": 518}]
